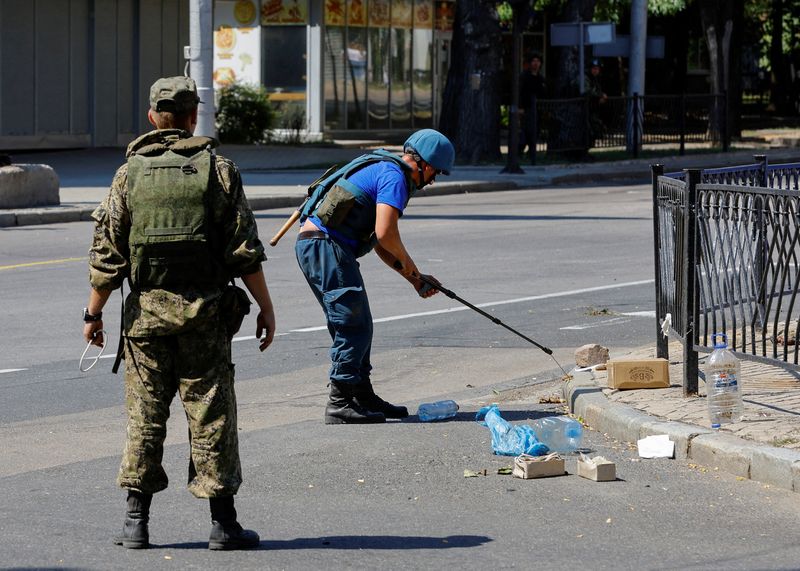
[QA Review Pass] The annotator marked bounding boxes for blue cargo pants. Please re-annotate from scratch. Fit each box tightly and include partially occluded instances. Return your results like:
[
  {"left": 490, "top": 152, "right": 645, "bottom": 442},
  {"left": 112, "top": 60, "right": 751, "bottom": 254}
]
[{"left": 295, "top": 234, "right": 373, "bottom": 384}]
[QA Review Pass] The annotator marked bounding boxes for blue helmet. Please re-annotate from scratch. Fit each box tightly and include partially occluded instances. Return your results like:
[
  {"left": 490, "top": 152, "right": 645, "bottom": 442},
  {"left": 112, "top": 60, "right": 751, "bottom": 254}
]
[{"left": 403, "top": 129, "right": 455, "bottom": 175}]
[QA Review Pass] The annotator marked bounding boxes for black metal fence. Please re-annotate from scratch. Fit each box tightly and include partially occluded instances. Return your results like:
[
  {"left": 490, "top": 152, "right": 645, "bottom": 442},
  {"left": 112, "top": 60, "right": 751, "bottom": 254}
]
[
  {"left": 524, "top": 93, "right": 728, "bottom": 160},
  {"left": 653, "top": 155, "right": 800, "bottom": 395}
]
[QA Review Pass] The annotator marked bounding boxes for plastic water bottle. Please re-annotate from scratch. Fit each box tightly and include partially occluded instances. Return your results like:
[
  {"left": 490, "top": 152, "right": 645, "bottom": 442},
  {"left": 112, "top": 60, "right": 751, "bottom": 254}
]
[
  {"left": 417, "top": 400, "right": 459, "bottom": 422},
  {"left": 706, "top": 333, "right": 743, "bottom": 427},
  {"left": 530, "top": 416, "right": 583, "bottom": 453}
]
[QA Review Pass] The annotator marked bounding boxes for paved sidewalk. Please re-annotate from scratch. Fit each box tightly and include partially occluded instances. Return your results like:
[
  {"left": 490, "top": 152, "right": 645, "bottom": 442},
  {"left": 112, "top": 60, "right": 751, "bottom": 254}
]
[{"left": 561, "top": 341, "right": 800, "bottom": 494}]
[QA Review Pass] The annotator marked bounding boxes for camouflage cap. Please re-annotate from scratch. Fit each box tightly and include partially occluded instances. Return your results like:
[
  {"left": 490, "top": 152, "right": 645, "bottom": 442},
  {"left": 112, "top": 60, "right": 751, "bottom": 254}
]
[{"left": 149, "top": 76, "right": 201, "bottom": 113}]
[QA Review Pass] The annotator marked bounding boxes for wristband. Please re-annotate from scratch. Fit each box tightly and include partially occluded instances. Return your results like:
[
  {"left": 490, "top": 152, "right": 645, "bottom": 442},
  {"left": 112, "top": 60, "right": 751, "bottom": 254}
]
[{"left": 83, "top": 308, "right": 103, "bottom": 322}]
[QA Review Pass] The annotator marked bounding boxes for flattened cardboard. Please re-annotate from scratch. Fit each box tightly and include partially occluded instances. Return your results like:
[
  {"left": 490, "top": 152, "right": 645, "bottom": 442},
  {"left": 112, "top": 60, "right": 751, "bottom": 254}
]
[
  {"left": 577, "top": 457, "right": 616, "bottom": 481},
  {"left": 607, "top": 358, "right": 669, "bottom": 390},
  {"left": 512, "top": 453, "right": 566, "bottom": 479}
]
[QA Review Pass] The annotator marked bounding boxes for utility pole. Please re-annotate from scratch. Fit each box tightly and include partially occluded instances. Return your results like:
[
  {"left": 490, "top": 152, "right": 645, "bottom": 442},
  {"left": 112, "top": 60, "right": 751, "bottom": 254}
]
[
  {"left": 627, "top": 0, "right": 647, "bottom": 152},
  {"left": 189, "top": 0, "right": 215, "bottom": 137}
]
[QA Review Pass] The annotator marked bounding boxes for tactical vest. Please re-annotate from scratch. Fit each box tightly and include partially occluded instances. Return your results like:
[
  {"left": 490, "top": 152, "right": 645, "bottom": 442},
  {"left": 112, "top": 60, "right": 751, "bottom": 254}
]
[
  {"left": 126, "top": 136, "right": 225, "bottom": 290},
  {"left": 300, "top": 150, "right": 414, "bottom": 257}
]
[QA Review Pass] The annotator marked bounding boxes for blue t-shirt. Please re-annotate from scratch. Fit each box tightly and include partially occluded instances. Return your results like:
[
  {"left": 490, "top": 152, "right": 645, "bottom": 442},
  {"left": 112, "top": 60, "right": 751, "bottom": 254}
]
[{"left": 309, "top": 161, "right": 409, "bottom": 249}]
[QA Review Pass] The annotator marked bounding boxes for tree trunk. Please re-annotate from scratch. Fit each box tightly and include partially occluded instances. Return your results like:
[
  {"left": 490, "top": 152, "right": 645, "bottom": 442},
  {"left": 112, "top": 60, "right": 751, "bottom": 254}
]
[
  {"left": 728, "top": 1, "right": 743, "bottom": 137},
  {"left": 438, "top": 0, "right": 503, "bottom": 164},
  {"left": 769, "top": 0, "right": 791, "bottom": 114},
  {"left": 699, "top": 0, "right": 739, "bottom": 143}
]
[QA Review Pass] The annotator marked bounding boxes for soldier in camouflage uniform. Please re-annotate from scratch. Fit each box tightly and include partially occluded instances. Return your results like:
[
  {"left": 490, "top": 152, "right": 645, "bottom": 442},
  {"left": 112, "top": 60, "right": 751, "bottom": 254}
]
[{"left": 82, "top": 76, "right": 276, "bottom": 551}]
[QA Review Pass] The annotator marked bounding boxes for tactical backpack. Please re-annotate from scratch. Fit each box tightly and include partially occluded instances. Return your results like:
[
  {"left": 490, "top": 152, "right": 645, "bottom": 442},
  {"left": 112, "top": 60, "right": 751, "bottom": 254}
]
[
  {"left": 126, "top": 136, "right": 226, "bottom": 290},
  {"left": 299, "top": 149, "right": 414, "bottom": 257}
]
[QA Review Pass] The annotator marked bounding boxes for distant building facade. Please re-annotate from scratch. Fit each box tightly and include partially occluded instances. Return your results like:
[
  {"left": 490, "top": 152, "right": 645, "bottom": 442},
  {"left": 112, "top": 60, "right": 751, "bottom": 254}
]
[{"left": 0, "top": 0, "right": 456, "bottom": 149}]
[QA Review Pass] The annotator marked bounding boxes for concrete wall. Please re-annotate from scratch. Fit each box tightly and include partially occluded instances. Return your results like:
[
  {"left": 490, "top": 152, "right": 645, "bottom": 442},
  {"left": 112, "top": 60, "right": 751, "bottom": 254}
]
[{"left": 0, "top": 0, "right": 190, "bottom": 150}]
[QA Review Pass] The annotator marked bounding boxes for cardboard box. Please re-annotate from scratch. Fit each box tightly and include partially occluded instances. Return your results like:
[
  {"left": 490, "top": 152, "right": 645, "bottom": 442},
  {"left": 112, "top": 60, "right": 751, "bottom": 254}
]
[
  {"left": 577, "top": 456, "right": 616, "bottom": 481},
  {"left": 606, "top": 358, "right": 670, "bottom": 390},
  {"left": 512, "top": 453, "right": 566, "bottom": 479}
]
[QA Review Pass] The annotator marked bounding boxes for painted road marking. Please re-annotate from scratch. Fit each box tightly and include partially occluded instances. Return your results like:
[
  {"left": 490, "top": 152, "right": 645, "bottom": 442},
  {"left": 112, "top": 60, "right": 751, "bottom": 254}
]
[
  {"left": 1, "top": 281, "right": 653, "bottom": 375},
  {"left": 621, "top": 310, "right": 656, "bottom": 318},
  {"left": 0, "top": 257, "right": 84, "bottom": 271},
  {"left": 233, "top": 333, "right": 291, "bottom": 343},
  {"left": 290, "top": 279, "right": 655, "bottom": 333},
  {"left": 559, "top": 310, "right": 655, "bottom": 331},
  {"left": 561, "top": 317, "right": 633, "bottom": 330}
]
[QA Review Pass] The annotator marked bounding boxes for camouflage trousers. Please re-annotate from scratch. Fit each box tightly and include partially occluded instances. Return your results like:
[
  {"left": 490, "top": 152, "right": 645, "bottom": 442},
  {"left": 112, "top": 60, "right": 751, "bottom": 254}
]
[{"left": 117, "top": 317, "right": 242, "bottom": 498}]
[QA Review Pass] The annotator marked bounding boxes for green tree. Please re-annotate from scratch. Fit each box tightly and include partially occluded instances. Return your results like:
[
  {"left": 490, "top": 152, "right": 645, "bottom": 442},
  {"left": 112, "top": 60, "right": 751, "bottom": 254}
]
[{"left": 439, "top": 0, "right": 504, "bottom": 164}]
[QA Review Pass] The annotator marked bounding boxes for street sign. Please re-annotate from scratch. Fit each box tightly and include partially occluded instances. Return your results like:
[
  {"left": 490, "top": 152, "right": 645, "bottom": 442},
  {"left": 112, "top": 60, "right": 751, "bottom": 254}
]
[
  {"left": 550, "top": 22, "right": 616, "bottom": 93},
  {"left": 593, "top": 35, "right": 665, "bottom": 59},
  {"left": 550, "top": 22, "right": 616, "bottom": 46}
]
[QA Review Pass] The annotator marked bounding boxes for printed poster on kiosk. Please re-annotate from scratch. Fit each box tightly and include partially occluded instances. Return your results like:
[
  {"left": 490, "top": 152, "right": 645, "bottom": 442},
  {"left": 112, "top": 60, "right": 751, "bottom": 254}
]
[{"left": 213, "top": 0, "right": 262, "bottom": 88}]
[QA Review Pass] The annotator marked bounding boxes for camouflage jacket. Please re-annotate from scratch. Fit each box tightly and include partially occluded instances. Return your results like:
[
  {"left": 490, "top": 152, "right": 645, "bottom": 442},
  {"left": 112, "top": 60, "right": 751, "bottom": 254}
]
[{"left": 88, "top": 129, "right": 266, "bottom": 337}]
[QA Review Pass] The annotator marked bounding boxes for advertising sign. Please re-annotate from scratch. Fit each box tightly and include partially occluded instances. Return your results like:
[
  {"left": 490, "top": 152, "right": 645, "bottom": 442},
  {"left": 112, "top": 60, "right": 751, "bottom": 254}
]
[
  {"left": 262, "top": 0, "right": 308, "bottom": 25},
  {"left": 325, "top": 0, "right": 345, "bottom": 25},
  {"left": 214, "top": 0, "right": 261, "bottom": 88},
  {"left": 414, "top": 0, "right": 433, "bottom": 30},
  {"left": 348, "top": 0, "right": 366, "bottom": 26}
]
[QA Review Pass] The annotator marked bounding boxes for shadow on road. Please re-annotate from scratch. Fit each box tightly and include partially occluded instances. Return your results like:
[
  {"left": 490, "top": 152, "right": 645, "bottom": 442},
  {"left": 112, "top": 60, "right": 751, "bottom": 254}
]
[
  {"left": 154, "top": 534, "right": 492, "bottom": 551},
  {"left": 403, "top": 410, "right": 555, "bottom": 423}
]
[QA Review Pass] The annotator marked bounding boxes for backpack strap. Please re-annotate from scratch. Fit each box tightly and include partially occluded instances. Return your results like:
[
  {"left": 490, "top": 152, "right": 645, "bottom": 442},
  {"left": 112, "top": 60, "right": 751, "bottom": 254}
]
[
  {"left": 111, "top": 285, "right": 125, "bottom": 374},
  {"left": 300, "top": 151, "right": 412, "bottom": 220}
]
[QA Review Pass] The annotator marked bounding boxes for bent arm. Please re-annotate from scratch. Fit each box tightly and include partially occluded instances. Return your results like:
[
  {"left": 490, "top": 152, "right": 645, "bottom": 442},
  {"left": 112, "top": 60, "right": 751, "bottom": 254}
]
[
  {"left": 374, "top": 204, "right": 438, "bottom": 298},
  {"left": 375, "top": 203, "right": 418, "bottom": 279}
]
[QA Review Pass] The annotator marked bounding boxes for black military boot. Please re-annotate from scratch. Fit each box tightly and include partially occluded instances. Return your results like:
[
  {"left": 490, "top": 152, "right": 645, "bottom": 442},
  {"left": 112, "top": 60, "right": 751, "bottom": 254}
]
[
  {"left": 325, "top": 381, "right": 386, "bottom": 424},
  {"left": 208, "top": 496, "right": 260, "bottom": 551},
  {"left": 354, "top": 379, "right": 409, "bottom": 419},
  {"left": 113, "top": 490, "right": 152, "bottom": 549}
]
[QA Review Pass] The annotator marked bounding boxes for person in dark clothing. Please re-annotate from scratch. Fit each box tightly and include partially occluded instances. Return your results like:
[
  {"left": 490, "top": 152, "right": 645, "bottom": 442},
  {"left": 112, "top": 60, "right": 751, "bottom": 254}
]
[
  {"left": 519, "top": 53, "right": 547, "bottom": 163},
  {"left": 585, "top": 59, "right": 609, "bottom": 144}
]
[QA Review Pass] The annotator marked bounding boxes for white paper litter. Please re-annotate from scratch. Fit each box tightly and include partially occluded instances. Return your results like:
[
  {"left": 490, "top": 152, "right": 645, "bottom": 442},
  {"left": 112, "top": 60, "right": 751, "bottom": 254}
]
[{"left": 637, "top": 434, "right": 675, "bottom": 459}]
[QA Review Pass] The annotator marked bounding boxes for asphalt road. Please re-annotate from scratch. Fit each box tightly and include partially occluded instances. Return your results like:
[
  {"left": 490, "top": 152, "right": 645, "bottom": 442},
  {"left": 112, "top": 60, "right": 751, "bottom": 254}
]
[{"left": 3, "top": 184, "right": 799, "bottom": 569}]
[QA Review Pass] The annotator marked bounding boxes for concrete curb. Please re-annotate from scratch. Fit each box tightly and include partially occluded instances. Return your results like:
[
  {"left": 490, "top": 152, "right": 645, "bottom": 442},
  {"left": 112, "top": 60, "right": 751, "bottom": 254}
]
[
  {"left": 550, "top": 170, "right": 650, "bottom": 185},
  {"left": 1, "top": 180, "right": 523, "bottom": 228},
  {"left": 0, "top": 206, "right": 96, "bottom": 227},
  {"left": 562, "top": 371, "right": 800, "bottom": 492}
]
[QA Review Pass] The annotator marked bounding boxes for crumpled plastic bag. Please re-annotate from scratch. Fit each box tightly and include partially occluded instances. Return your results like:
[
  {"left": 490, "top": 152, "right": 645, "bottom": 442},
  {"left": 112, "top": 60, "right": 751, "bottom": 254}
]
[{"left": 475, "top": 405, "right": 550, "bottom": 457}]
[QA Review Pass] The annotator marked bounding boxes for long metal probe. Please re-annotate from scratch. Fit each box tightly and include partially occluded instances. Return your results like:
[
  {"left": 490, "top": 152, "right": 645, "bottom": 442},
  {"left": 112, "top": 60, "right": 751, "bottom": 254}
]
[{"left": 417, "top": 275, "right": 570, "bottom": 377}]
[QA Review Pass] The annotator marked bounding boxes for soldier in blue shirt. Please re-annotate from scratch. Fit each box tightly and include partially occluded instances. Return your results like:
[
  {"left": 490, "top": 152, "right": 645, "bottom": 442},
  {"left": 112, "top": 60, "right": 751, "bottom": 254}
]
[{"left": 295, "top": 129, "right": 455, "bottom": 424}]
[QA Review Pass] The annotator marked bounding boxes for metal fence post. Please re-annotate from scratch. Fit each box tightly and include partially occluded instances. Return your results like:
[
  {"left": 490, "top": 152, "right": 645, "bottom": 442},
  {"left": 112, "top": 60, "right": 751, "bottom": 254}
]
[
  {"left": 633, "top": 94, "right": 640, "bottom": 158},
  {"left": 753, "top": 154, "right": 768, "bottom": 329},
  {"left": 721, "top": 91, "right": 729, "bottom": 152},
  {"left": 584, "top": 96, "right": 592, "bottom": 150},
  {"left": 754, "top": 153, "right": 768, "bottom": 187},
  {"left": 531, "top": 95, "right": 538, "bottom": 166},
  {"left": 679, "top": 93, "right": 686, "bottom": 156},
  {"left": 682, "top": 168, "right": 701, "bottom": 395},
  {"left": 652, "top": 164, "right": 668, "bottom": 360}
]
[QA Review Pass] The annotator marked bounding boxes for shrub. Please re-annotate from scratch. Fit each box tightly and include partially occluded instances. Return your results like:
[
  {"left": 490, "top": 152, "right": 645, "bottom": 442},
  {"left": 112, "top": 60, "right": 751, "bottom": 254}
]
[
  {"left": 274, "top": 101, "right": 307, "bottom": 144},
  {"left": 215, "top": 83, "right": 275, "bottom": 144}
]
